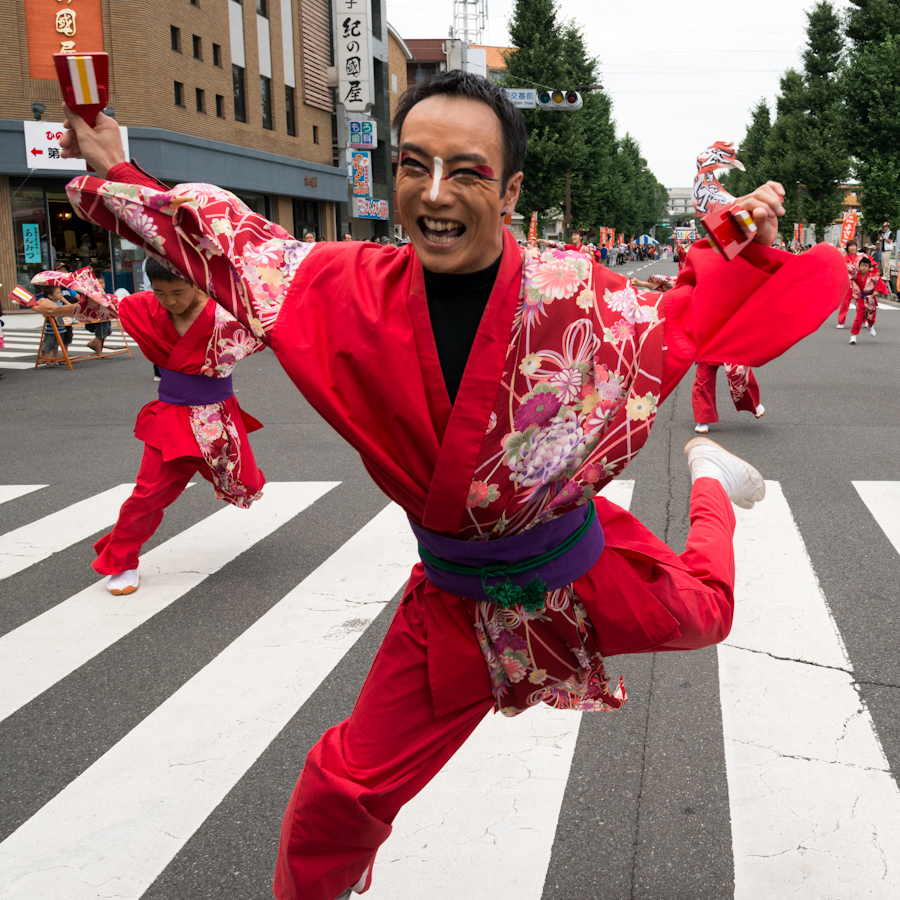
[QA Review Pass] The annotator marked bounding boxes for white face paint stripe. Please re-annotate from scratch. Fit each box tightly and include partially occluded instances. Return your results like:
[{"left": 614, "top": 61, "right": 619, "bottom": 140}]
[{"left": 430, "top": 156, "right": 443, "bottom": 202}]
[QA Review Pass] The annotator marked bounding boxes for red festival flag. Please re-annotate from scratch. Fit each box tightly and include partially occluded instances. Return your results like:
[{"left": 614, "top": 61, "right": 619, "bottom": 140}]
[
  {"left": 840, "top": 211, "right": 858, "bottom": 247},
  {"left": 793, "top": 223, "right": 801, "bottom": 245},
  {"left": 527, "top": 211, "right": 538, "bottom": 245}
]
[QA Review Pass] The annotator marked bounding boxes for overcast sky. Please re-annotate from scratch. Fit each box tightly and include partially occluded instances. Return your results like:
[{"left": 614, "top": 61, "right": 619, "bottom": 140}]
[{"left": 387, "top": 0, "right": 853, "bottom": 187}]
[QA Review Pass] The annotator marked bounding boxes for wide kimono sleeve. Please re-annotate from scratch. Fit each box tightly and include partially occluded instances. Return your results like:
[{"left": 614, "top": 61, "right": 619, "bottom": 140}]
[
  {"left": 65, "top": 165, "right": 315, "bottom": 343},
  {"left": 659, "top": 239, "right": 848, "bottom": 400},
  {"left": 30, "top": 266, "right": 119, "bottom": 323}
]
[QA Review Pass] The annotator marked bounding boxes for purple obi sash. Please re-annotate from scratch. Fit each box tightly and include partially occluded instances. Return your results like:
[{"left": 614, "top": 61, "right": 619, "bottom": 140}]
[
  {"left": 410, "top": 501, "right": 604, "bottom": 610},
  {"left": 157, "top": 368, "right": 234, "bottom": 406}
]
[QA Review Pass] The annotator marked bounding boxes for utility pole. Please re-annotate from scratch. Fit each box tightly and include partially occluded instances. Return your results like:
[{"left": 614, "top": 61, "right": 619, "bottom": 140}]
[{"left": 565, "top": 170, "right": 571, "bottom": 240}]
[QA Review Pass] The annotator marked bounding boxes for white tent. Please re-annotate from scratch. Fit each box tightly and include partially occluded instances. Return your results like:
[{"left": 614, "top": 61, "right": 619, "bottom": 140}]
[{"left": 637, "top": 234, "right": 659, "bottom": 244}]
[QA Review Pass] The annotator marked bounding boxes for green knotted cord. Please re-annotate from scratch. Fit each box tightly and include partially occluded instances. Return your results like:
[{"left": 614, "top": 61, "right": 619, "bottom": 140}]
[{"left": 417, "top": 502, "right": 596, "bottom": 611}]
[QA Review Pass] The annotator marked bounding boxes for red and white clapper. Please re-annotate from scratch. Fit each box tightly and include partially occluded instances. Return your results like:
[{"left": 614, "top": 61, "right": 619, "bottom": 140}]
[
  {"left": 53, "top": 52, "right": 109, "bottom": 127},
  {"left": 8, "top": 286, "right": 37, "bottom": 308},
  {"left": 699, "top": 205, "right": 758, "bottom": 262}
]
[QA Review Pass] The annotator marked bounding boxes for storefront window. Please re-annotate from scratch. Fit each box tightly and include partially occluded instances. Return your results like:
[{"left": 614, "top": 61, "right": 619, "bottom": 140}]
[
  {"left": 292, "top": 199, "right": 319, "bottom": 240},
  {"left": 12, "top": 188, "right": 49, "bottom": 290},
  {"left": 111, "top": 234, "right": 149, "bottom": 293},
  {"left": 233, "top": 191, "right": 271, "bottom": 219},
  {"left": 47, "top": 190, "right": 112, "bottom": 285},
  {"left": 11, "top": 180, "right": 116, "bottom": 292}
]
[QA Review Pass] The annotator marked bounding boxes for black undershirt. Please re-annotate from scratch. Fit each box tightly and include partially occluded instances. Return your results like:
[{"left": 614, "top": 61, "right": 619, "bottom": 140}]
[{"left": 424, "top": 254, "right": 502, "bottom": 404}]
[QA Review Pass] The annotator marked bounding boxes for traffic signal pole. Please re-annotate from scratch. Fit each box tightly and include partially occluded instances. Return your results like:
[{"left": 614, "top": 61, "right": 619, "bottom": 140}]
[{"left": 565, "top": 170, "right": 571, "bottom": 240}]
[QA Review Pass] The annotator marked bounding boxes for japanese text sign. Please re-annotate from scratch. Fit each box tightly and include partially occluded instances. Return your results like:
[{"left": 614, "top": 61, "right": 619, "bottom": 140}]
[
  {"left": 22, "top": 224, "right": 42, "bottom": 264},
  {"left": 841, "top": 211, "right": 858, "bottom": 247},
  {"left": 355, "top": 198, "right": 389, "bottom": 220},
  {"left": 348, "top": 114, "right": 377, "bottom": 148},
  {"left": 336, "top": 0, "right": 371, "bottom": 112},
  {"left": 23, "top": 0, "right": 104, "bottom": 80},
  {"left": 347, "top": 149, "right": 372, "bottom": 197},
  {"left": 503, "top": 89, "right": 536, "bottom": 109},
  {"left": 23, "top": 120, "right": 129, "bottom": 171}
]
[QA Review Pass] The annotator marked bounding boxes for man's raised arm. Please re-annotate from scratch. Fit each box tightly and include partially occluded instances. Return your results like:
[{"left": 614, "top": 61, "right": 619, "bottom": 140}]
[{"left": 59, "top": 105, "right": 313, "bottom": 343}]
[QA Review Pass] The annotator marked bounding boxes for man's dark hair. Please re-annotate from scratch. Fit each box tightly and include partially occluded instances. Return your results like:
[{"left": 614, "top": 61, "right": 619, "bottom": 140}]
[
  {"left": 43, "top": 285, "right": 61, "bottom": 299},
  {"left": 392, "top": 70, "right": 527, "bottom": 192},
  {"left": 859, "top": 256, "right": 871, "bottom": 266},
  {"left": 145, "top": 257, "right": 186, "bottom": 284}
]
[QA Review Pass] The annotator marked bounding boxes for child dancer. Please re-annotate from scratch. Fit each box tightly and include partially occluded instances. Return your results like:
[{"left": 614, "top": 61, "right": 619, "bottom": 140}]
[
  {"left": 848, "top": 255, "right": 888, "bottom": 345},
  {"left": 32, "top": 261, "right": 267, "bottom": 595},
  {"left": 836, "top": 240, "right": 861, "bottom": 329}
]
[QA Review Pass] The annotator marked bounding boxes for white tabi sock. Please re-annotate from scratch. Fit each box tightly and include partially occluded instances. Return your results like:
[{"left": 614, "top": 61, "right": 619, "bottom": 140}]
[
  {"left": 684, "top": 438, "right": 766, "bottom": 510},
  {"left": 107, "top": 568, "right": 140, "bottom": 595}
]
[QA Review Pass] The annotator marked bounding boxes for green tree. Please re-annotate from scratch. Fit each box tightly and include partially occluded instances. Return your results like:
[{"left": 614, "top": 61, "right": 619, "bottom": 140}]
[
  {"left": 503, "top": 0, "right": 666, "bottom": 238},
  {"left": 720, "top": 99, "right": 772, "bottom": 198},
  {"left": 842, "top": 0, "right": 900, "bottom": 228},
  {"left": 796, "top": 1, "right": 849, "bottom": 238}
]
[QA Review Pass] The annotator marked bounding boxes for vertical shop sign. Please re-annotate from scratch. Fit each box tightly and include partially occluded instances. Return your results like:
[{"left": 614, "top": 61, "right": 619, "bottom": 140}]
[
  {"left": 335, "top": 0, "right": 371, "bottom": 112},
  {"left": 24, "top": 0, "right": 104, "bottom": 80},
  {"left": 22, "top": 224, "right": 42, "bottom": 263},
  {"left": 347, "top": 149, "right": 372, "bottom": 198}
]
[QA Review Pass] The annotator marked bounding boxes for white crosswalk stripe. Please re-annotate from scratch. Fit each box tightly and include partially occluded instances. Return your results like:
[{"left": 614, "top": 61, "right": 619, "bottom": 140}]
[
  {"left": 0, "top": 478, "right": 898, "bottom": 899},
  {"left": 0, "top": 482, "right": 338, "bottom": 722},
  {"left": 0, "top": 502, "right": 416, "bottom": 900},
  {"left": 0, "top": 328, "right": 128, "bottom": 368},
  {"left": 0, "top": 485, "right": 46, "bottom": 506},
  {"left": 0, "top": 484, "right": 138, "bottom": 581},
  {"left": 724, "top": 483, "right": 900, "bottom": 897}
]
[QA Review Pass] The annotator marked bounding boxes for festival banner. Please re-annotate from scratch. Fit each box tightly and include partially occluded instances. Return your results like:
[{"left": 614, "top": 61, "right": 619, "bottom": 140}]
[
  {"left": 840, "top": 211, "right": 858, "bottom": 247},
  {"left": 24, "top": 0, "right": 104, "bottom": 80},
  {"left": 527, "top": 211, "right": 537, "bottom": 245},
  {"left": 792, "top": 223, "right": 801, "bottom": 245}
]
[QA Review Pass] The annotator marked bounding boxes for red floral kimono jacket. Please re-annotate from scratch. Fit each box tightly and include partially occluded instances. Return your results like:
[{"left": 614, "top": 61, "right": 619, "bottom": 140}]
[
  {"left": 32, "top": 267, "right": 266, "bottom": 507},
  {"left": 65, "top": 163, "right": 847, "bottom": 715}
]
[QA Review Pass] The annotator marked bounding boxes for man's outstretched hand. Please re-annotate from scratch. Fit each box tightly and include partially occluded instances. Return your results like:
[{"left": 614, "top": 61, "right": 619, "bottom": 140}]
[
  {"left": 59, "top": 104, "right": 125, "bottom": 179},
  {"left": 734, "top": 181, "right": 786, "bottom": 248}
]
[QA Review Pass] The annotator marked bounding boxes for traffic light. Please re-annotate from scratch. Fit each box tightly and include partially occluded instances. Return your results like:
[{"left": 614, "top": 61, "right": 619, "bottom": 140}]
[{"left": 536, "top": 89, "right": 583, "bottom": 111}]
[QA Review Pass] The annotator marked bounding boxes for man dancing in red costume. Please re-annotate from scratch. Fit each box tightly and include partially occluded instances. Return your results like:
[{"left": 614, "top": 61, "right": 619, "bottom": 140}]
[{"left": 60, "top": 72, "right": 846, "bottom": 899}]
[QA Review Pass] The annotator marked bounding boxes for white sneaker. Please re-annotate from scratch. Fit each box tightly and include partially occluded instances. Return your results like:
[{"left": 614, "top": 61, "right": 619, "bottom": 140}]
[
  {"left": 694, "top": 423, "right": 709, "bottom": 434},
  {"left": 684, "top": 438, "right": 766, "bottom": 510},
  {"left": 754, "top": 404, "right": 765, "bottom": 419},
  {"left": 107, "top": 568, "right": 140, "bottom": 595},
  {"left": 153, "top": 375, "right": 162, "bottom": 382},
  {"left": 849, "top": 335, "right": 857, "bottom": 344},
  {"left": 836, "top": 323, "right": 844, "bottom": 329},
  {"left": 869, "top": 326, "right": 876, "bottom": 337}
]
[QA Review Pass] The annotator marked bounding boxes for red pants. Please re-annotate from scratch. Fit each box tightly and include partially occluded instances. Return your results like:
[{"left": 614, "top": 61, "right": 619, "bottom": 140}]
[
  {"left": 692, "top": 362, "right": 761, "bottom": 425},
  {"left": 850, "top": 301, "right": 876, "bottom": 335},
  {"left": 92, "top": 444, "right": 210, "bottom": 575},
  {"left": 837, "top": 288, "right": 852, "bottom": 325},
  {"left": 273, "top": 478, "right": 736, "bottom": 900}
]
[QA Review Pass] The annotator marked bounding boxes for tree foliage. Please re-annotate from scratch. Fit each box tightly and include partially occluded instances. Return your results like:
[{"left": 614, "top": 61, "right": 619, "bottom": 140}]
[
  {"left": 842, "top": 0, "right": 900, "bottom": 226},
  {"left": 503, "top": 0, "right": 666, "bottom": 238}
]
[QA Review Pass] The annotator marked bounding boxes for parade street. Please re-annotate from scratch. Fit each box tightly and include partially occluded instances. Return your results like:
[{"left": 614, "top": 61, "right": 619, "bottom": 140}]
[{"left": 1, "top": 256, "right": 899, "bottom": 899}]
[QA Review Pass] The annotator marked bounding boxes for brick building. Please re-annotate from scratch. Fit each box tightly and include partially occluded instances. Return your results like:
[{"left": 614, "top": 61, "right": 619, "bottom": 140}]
[{"left": 0, "top": 0, "right": 350, "bottom": 309}]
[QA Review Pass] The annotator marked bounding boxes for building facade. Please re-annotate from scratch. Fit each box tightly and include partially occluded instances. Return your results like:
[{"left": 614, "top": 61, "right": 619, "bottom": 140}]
[{"left": 1, "top": 0, "right": 352, "bottom": 309}]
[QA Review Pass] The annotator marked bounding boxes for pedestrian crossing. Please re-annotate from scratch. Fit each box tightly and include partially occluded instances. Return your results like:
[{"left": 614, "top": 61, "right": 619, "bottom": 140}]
[
  {"left": 0, "top": 327, "right": 129, "bottom": 369},
  {"left": 0, "top": 478, "right": 898, "bottom": 898}
]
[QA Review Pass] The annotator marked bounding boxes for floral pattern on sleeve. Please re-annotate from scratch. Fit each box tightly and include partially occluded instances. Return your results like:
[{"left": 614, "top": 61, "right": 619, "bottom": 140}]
[
  {"left": 31, "top": 266, "right": 119, "bottom": 323},
  {"left": 65, "top": 178, "right": 315, "bottom": 340}
]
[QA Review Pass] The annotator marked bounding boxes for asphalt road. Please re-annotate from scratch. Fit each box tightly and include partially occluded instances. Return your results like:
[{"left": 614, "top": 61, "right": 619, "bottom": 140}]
[{"left": 1, "top": 255, "right": 899, "bottom": 900}]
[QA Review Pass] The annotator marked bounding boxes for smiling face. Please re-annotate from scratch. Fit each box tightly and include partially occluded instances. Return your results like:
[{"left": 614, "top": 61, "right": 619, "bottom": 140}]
[{"left": 397, "top": 95, "right": 523, "bottom": 274}]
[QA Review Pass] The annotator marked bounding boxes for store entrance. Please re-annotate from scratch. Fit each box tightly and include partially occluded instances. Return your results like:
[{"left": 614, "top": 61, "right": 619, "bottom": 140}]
[{"left": 47, "top": 190, "right": 112, "bottom": 280}]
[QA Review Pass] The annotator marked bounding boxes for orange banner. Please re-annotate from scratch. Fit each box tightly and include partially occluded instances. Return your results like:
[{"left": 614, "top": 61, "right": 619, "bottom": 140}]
[
  {"left": 793, "top": 223, "right": 801, "bottom": 245},
  {"left": 24, "top": 0, "right": 104, "bottom": 80},
  {"left": 840, "top": 211, "right": 858, "bottom": 247},
  {"left": 527, "top": 211, "right": 537, "bottom": 245}
]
